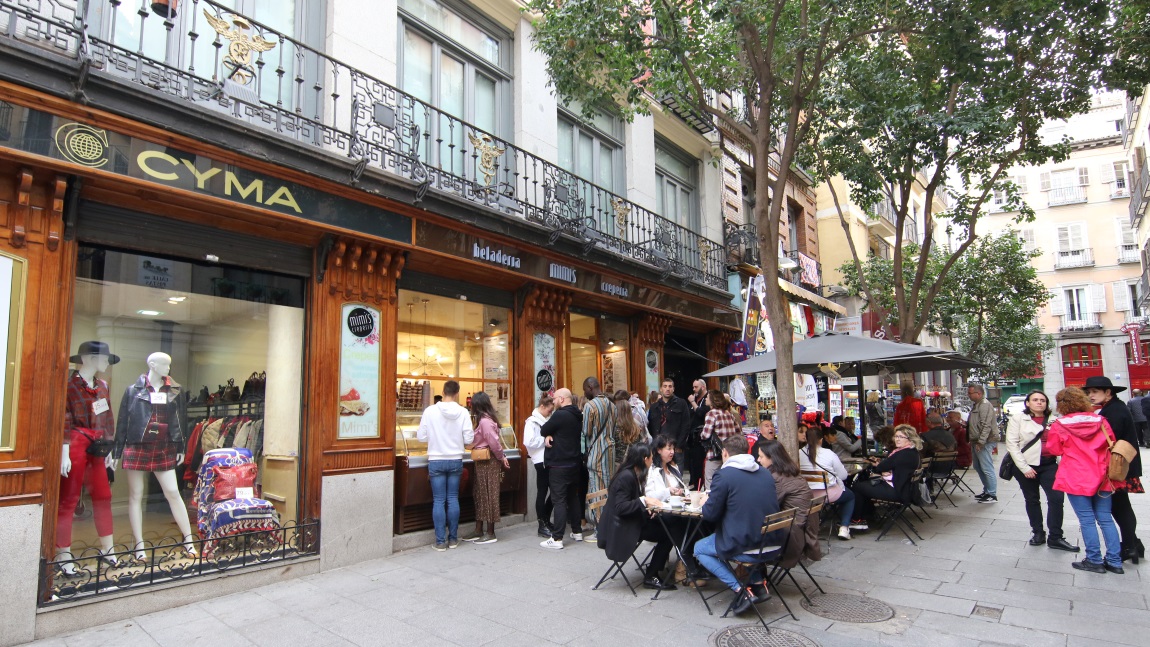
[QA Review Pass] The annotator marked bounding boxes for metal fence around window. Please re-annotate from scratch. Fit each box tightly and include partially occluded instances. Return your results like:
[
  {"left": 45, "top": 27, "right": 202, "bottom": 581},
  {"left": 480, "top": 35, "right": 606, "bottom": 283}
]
[{"left": 0, "top": 0, "right": 727, "bottom": 289}]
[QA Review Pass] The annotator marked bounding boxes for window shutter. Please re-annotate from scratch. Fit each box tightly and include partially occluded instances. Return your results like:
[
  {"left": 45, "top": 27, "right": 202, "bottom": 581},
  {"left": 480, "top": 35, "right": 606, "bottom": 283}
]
[
  {"left": 1101, "top": 163, "right": 1116, "bottom": 183},
  {"left": 1049, "top": 288, "right": 1066, "bottom": 316},
  {"left": 1015, "top": 175, "right": 1028, "bottom": 193},
  {"left": 1019, "top": 228, "right": 1035, "bottom": 251},
  {"left": 1068, "top": 223, "right": 1086, "bottom": 249},
  {"left": 1090, "top": 283, "right": 1108, "bottom": 313},
  {"left": 1114, "top": 281, "right": 1132, "bottom": 311},
  {"left": 1040, "top": 172, "right": 1051, "bottom": 191},
  {"left": 1078, "top": 167, "right": 1090, "bottom": 186}
]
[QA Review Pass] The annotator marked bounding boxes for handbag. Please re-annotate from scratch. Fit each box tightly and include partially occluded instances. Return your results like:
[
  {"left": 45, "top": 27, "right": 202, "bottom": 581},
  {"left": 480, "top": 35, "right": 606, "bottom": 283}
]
[
  {"left": 1103, "top": 425, "right": 1139, "bottom": 482},
  {"left": 221, "top": 378, "right": 241, "bottom": 403},
  {"left": 999, "top": 418, "right": 1046, "bottom": 481},
  {"left": 78, "top": 428, "right": 112, "bottom": 457},
  {"left": 212, "top": 463, "right": 258, "bottom": 501},
  {"left": 471, "top": 447, "right": 492, "bottom": 461}
]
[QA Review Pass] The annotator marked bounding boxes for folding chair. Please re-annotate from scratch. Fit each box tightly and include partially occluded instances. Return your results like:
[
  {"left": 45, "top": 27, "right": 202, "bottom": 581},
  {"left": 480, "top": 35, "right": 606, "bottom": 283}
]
[
  {"left": 947, "top": 462, "right": 979, "bottom": 496},
  {"left": 770, "top": 498, "right": 826, "bottom": 604},
  {"left": 927, "top": 451, "right": 959, "bottom": 507},
  {"left": 800, "top": 469, "right": 835, "bottom": 549},
  {"left": 588, "top": 488, "right": 653, "bottom": 596},
  {"left": 872, "top": 466, "right": 926, "bottom": 546},
  {"left": 909, "top": 458, "right": 933, "bottom": 521},
  {"left": 705, "top": 508, "right": 799, "bottom": 631}
]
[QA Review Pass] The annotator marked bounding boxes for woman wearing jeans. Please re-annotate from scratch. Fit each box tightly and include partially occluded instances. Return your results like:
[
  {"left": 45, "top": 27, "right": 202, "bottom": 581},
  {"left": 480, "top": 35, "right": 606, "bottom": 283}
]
[
  {"left": 1046, "top": 387, "right": 1123, "bottom": 573},
  {"left": 1004, "top": 390, "right": 1077, "bottom": 552}
]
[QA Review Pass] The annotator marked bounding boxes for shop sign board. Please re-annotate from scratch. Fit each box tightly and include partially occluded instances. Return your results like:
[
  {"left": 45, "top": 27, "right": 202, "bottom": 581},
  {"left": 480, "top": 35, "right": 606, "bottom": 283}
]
[
  {"left": 0, "top": 104, "right": 412, "bottom": 243},
  {"left": 338, "top": 304, "right": 381, "bottom": 439},
  {"left": 533, "top": 333, "right": 557, "bottom": 405}
]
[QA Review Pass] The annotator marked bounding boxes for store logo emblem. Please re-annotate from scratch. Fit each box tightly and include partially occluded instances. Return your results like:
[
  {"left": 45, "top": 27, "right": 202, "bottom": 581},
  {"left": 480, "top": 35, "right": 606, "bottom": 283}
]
[
  {"left": 347, "top": 307, "right": 375, "bottom": 338},
  {"left": 55, "top": 123, "right": 109, "bottom": 168},
  {"left": 548, "top": 263, "right": 576, "bottom": 283},
  {"left": 472, "top": 243, "right": 521, "bottom": 269}
]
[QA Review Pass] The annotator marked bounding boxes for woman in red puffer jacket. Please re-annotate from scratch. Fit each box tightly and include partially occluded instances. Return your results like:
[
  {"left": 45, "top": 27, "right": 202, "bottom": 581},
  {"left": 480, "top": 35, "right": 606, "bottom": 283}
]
[{"left": 1046, "top": 387, "right": 1124, "bottom": 574}]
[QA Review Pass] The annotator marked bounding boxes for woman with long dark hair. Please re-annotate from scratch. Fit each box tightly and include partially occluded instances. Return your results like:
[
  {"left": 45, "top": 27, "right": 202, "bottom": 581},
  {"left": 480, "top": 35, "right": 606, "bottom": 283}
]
[
  {"left": 700, "top": 390, "right": 740, "bottom": 489},
  {"left": 1005, "top": 390, "right": 1076, "bottom": 552},
  {"left": 753, "top": 439, "right": 821, "bottom": 566},
  {"left": 612, "top": 389, "right": 645, "bottom": 466},
  {"left": 796, "top": 426, "right": 858, "bottom": 539},
  {"left": 465, "top": 391, "right": 509, "bottom": 544},
  {"left": 597, "top": 443, "right": 678, "bottom": 590}
]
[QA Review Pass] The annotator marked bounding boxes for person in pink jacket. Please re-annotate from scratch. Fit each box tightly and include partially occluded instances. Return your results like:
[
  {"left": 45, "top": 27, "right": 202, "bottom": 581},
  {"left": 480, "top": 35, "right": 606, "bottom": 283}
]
[{"left": 1046, "top": 387, "right": 1123, "bottom": 574}]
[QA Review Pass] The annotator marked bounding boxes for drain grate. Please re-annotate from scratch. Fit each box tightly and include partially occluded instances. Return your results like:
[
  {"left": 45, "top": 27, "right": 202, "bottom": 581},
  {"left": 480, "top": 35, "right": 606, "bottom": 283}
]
[
  {"left": 710, "top": 625, "right": 821, "bottom": 647},
  {"left": 799, "top": 593, "right": 895, "bottom": 623}
]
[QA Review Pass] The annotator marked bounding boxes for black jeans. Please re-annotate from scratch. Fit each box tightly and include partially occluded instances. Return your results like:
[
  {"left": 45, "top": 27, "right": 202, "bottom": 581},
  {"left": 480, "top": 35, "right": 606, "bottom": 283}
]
[
  {"left": 534, "top": 463, "right": 552, "bottom": 527},
  {"left": 1111, "top": 489, "right": 1139, "bottom": 546},
  {"left": 851, "top": 478, "right": 898, "bottom": 521},
  {"left": 1138, "top": 422, "right": 1148, "bottom": 447},
  {"left": 685, "top": 438, "right": 707, "bottom": 491},
  {"left": 548, "top": 466, "right": 584, "bottom": 541},
  {"left": 640, "top": 522, "right": 675, "bottom": 577},
  {"left": 1016, "top": 459, "right": 1064, "bottom": 537}
]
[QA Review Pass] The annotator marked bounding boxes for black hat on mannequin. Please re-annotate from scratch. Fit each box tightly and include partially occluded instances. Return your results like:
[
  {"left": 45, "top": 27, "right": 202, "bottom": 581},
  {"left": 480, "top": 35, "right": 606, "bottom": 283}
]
[{"left": 69, "top": 341, "right": 121, "bottom": 365}]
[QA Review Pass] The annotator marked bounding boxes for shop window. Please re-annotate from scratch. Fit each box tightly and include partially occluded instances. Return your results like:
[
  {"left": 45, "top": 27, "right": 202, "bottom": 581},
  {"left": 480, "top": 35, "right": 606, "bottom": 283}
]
[
  {"left": 1061, "top": 343, "right": 1102, "bottom": 369},
  {"left": 55, "top": 245, "right": 307, "bottom": 598}
]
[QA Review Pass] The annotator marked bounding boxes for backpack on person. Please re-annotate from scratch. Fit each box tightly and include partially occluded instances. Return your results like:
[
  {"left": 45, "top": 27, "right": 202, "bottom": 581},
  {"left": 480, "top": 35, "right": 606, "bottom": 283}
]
[{"left": 1103, "top": 424, "right": 1139, "bottom": 482}]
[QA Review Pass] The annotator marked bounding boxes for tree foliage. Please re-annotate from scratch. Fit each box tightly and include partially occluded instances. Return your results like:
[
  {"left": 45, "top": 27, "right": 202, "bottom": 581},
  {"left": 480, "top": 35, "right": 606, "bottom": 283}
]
[
  {"left": 806, "top": 0, "right": 1137, "bottom": 345},
  {"left": 838, "top": 232, "right": 1052, "bottom": 378}
]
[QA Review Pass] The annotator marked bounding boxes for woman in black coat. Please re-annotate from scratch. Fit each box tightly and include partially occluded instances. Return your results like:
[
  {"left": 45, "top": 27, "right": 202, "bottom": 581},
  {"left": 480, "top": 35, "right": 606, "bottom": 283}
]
[
  {"left": 851, "top": 424, "right": 922, "bottom": 523},
  {"left": 1085, "top": 376, "right": 1143, "bottom": 563},
  {"left": 597, "top": 443, "right": 677, "bottom": 590}
]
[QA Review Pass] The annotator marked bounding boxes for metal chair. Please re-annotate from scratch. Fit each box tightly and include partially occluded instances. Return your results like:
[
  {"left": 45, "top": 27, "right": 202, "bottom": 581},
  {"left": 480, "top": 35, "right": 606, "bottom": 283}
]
[
  {"left": 872, "top": 465, "right": 927, "bottom": 546},
  {"left": 588, "top": 488, "right": 653, "bottom": 596},
  {"left": 801, "top": 469, "right": 835, "bottom": 549},
  {"left": 926, "top": 451, "right": 959, "bottom": 507}
]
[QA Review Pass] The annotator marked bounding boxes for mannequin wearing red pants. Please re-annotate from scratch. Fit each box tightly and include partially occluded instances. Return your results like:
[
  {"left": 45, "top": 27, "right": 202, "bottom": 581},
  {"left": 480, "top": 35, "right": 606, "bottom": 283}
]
[{"left": 59, "top": 342, "right": 119, "bottom": 572}]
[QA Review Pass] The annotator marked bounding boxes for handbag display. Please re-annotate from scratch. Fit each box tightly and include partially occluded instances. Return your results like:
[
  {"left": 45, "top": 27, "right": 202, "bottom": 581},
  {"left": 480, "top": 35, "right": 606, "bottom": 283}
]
[
  {"left": 999, "top": 420, "right": 1046, "bottom": 481},
  {"left": 470, "top": 447, "right": 492, "bottom": 461},
  {"left": 1103, "top": 426, "right": 1139, "bottom": 482},
  {"left": 212, "top": 463, "right": 258, "bottom": 501},
  {"left": 85, "top": 439, "right": 113, "bottom": 457}
]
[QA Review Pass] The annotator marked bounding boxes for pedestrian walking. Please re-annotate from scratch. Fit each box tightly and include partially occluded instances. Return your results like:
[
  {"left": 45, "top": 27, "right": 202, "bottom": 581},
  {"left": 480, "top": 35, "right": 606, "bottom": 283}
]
[
  {"left": 523, "top": 394, "right": 556, "bottom": 539},
  {"left": 1047, "top": 387, "right": 1124, "bottom": 574},
  {"left": 1082, "top": 376, "right": 1143, "bottom": 564},
  {"left": 416, "top": 380, "right": 474, "bottom": 551},
  {"left": 1004, "top": 390, "right": 1077, "bottom": 552},
  {"left": 967, "top": 383, "right": 999, "bottom": 503}
]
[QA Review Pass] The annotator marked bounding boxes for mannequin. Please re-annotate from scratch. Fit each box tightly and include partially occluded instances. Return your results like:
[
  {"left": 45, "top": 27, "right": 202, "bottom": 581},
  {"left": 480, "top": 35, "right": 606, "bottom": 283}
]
[
  {"left": 58, "top": 341, "right": 120, "bottom": 574},
  {"left": 115, "top": 351, "right": 195, "bottom": 560}
]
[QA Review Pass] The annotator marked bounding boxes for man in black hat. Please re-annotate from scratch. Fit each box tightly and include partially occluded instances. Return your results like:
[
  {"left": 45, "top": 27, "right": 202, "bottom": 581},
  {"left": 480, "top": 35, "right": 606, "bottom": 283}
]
[{"left": 1083, "top": 376, "right": 1143, "bottom": 563}]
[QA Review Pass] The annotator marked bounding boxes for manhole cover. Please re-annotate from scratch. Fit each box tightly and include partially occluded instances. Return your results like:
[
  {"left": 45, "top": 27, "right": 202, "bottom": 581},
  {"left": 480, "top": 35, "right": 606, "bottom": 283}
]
[
  {"left": 799, "top": 593, "right": 895, "bottom": 623},
  {"left": 710, "top": 625, "right": 820, "bottom": 647}
]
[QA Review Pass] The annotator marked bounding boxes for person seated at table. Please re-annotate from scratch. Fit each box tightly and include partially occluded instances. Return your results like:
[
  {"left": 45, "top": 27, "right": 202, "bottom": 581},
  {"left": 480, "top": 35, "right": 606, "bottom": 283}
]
[
  {"left": 758, "top": 418, "right": 777, "bottom": 442},
  {"left": 799, "top": 427, "right": 861, "bottom": 538},
  {"left": 796, "top": 423, "right": 810, "bottom": 451},
  {"left": 693, "top": 435, "right": 782, "bottom": 615},
  {"left": 874, "top": 425, "right": 897, "bottom": 453},
  {"left": 645, "top": 434, "right": 705, "bottom": 586},
  {"left": 753, "top": 439, "right": 821, "bottom": 565},
  {"left": 827, "top": 416, "right": 862, "bottom": 460},
  {"left": 851, "top": 424, "right": 923, "bottom": 525},
  {"left": 597, "top": 443, "right": 678, "bottom": 591},
  {"left": 921, "top": 412, "right": 958, "bottom": 457}
]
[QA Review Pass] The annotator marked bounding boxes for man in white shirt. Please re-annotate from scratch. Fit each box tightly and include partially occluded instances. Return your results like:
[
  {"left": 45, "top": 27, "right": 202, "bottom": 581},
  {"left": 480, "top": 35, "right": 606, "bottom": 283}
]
[{"left": 416, "top": 380, "right": 475, "bottom": 551}]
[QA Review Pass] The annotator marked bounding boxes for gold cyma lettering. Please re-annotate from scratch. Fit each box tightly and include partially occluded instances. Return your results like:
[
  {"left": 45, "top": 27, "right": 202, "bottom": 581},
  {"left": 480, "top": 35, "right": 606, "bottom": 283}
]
[
  {"left": 137, "top": 150, "right": 179, "bottom": 181},
  {"left": 181, "top": 159, "right": 222, "bottom": 189},
  {"left": 224, "top": 172, "right": 263, "bottom": 202},
  {"left": 264, "top": 185, "right": 302, "bottom": 213}
]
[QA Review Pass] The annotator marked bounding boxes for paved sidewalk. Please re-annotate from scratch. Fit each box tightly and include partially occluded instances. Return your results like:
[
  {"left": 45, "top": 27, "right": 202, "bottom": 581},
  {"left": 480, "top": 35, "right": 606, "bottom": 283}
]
[{"left": 21, "top": 462, "right": 1150, "bottom": 647}]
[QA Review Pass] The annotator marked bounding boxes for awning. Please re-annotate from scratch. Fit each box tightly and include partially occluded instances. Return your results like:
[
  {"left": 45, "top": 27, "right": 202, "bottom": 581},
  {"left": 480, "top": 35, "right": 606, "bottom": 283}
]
[{"left": 778, "top": 278, "right": 847, "bottom": 316}]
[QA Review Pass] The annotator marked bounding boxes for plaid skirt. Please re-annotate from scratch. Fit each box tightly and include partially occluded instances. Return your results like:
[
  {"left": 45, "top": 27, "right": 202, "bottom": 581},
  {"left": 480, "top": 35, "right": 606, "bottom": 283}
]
[{"left": 122, "top": 434, "right": 180, "bottom": 472}]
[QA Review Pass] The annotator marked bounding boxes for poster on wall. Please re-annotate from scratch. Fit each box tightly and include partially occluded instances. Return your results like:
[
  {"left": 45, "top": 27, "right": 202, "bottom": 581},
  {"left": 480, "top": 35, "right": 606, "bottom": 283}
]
[
  {"left": 601, "top": 350, "right": 628, "bottom": 393},
  {"left": 484, "top": 382, "right": 512, "bottom": 426},
  {"left": 338, "top": 304, "right": 381, "bottom": 439},
  {"left": 741, "top": 274, "right": 773, "bottom": 355},
  {"left": 645, "top": 349, "right": 660, "bottom": 400},
  {"left": 533, "top": 333, "right": 556, "bottom": 406},
  {"left": 0, "top": 254, "right": 23, "bottom": 451},
  {"left": 796, "top": 374, "right": 819, "bottom": 411},
  {"left": 484, "top": 335, "right": 509, "bottom": 380}
]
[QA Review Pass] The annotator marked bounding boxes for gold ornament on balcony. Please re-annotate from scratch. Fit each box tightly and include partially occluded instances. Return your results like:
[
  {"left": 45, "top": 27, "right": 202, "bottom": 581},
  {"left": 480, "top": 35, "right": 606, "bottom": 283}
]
[
  {"left": 467, "top": 132, "right": 505, "bottom": 186},
  {"left": 698, "top": 238, "right": 715, "bottom": 265},
  {"left": 204, "top": 10, "right": 277, "bottom": 86},
  {"left": 611, "top": 197, "right": 630, "bottom": 235}
]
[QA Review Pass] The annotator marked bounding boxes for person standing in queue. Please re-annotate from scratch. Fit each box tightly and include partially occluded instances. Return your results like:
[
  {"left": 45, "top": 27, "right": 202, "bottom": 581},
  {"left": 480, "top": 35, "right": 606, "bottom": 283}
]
[
  {"left": 539, "top": 388, "right": 585, "bottom": 550},
  {"left": 647, "top": 378, "right": 691, "bottom": 470},
  {"left": 686, "top": 378, "right": 710, "bottom": 492}
]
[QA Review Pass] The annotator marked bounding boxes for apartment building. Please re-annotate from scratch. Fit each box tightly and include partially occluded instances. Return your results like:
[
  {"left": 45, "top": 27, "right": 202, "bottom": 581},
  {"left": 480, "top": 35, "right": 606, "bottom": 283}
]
[{"left": 981, "top": 90, "right": 1140, "bottom": 396}]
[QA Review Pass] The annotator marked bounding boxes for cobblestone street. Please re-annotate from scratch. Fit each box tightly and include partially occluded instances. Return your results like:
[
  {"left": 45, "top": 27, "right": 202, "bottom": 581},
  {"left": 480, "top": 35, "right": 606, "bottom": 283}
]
[{"left": 22, "top": 464, "right": 1150, "bottom": 647}]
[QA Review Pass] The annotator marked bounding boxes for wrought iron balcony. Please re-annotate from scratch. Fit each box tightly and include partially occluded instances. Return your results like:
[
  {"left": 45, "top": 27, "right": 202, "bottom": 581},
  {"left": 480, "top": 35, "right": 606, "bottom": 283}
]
[
  {"left": 866, "top": 200, "right": 898, "bottom": 236},
  {"left": 723, "top": 221, "right": 760, "bottom": 268},
  {"left": 1053, "top": 248, "right": 1094, "bottom": 269},
  {"left": 1047, "top": 186, "right": 1087, "bottom": 207},
  {"left": 1131, "top": 161, "right": 1150, "bottom": 227},
  {"left": 1059, "top": 314, "right": 1102, "bottom": 332},
  {"left": 0, "top": 0, "right": 727, "bottom": 290},
  {"left": 784, "top": 249, "right": 821, "bottom": 289}
]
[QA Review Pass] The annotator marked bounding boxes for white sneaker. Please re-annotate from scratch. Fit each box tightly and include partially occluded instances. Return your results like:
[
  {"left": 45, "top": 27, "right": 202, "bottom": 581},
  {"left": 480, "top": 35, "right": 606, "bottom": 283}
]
[
  {"left": 570, "top": 532, "right": 584, "bottom": 542},
  {"left": 540, "top": 538, "right": 564, "bottom": 550},
  {"left": 837, "top": 526, "right": 852, "bottom": 541},
  {"left": 583, "top": 532, "right": 598, "bottom": 542}
]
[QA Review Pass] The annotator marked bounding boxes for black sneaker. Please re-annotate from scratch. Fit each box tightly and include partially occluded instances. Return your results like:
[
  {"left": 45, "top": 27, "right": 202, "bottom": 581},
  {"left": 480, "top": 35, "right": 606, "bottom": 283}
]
[
  {"left": 750, "top": 582, "right": 771, "bottom": 603},
  {"left": 1104, "top": 563, "right": 1125, "bottom": 575},
  {"left": 975, "top": 492, "right": 990, "bottom": 501},
  {"left": 643, "top": 576, "right": 677, "bottom": 591},
  {"left": 1047, "top": 536, "right": 1080, "bottom": 552},
  {"left": 1071, "top": 560, "right": 1106, "bottom": 574},
  {"left": 977, "top": 495, "right": 998, "bottom": 504},
  {"left": 731, "top": 589, "right": 755, "bottom": 615}
]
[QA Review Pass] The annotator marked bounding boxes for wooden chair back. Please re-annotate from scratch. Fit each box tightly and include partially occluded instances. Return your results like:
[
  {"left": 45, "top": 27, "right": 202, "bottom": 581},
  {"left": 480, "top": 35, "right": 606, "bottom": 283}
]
[
  {"left": 800, "top": 469, "right": 829, "bottom": 488},
  {"left": 586, "top": 488, "right": 609, "bottom": 515},
  {"left": 762, "top": 507, "right": 798, "bottom": 534}
]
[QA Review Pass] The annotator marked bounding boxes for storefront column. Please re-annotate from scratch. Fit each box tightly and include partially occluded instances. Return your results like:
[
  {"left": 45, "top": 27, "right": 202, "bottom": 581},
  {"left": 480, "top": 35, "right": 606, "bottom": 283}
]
[
  {"left": 311, "top": 236, "right": 406, "bottom": 569},
  {"left": 0, "top": 165, "right": 76, "bottom": 646},
  {"left": 515, "top": 284, "right": 571, "bottom": 522},
  {"left": 632, "top": 314, "right": 672, "bottom": 403}
]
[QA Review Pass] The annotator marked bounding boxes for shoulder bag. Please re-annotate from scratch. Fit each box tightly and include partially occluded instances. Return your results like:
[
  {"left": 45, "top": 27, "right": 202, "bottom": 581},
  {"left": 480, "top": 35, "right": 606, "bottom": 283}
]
[
  {"left": 1102, "top": 425, "right": 1139, "bottom": 482},
  {"left": 999, "top": 418, "right": 1046, "bottom": 481}
]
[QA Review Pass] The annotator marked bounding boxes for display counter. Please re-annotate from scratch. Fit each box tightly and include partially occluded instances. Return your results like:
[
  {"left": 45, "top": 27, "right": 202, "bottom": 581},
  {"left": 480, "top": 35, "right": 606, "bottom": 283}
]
[{"left": 393, "top": 411, "right": 523, "bottom": 534}]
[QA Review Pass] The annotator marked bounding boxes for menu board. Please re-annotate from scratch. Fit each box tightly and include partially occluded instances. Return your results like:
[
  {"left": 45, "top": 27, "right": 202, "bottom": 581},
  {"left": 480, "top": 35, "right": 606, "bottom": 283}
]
[
  {"left": 338, "top": 304, "right": 381, "bottom": 439},
  {"left": 601, "top": 350, "right": 627, "bottom": 393}
]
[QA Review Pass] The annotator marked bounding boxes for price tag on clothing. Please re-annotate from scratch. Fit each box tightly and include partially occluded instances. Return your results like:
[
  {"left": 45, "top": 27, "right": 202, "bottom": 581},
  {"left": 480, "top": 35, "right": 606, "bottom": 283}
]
[
  {"left": 235, "top": 487, "right": 255, "bottom": 499},
  {"left": 91, "top": 398, "right": 109, "bottom": 415},
  {"left": 150, "top": 392, "right": 167, "bottom": 405}
]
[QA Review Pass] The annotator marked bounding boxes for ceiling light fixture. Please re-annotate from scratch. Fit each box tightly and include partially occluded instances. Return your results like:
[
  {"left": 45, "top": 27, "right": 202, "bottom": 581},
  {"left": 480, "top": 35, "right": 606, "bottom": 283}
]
[{"left": 137, "top": 310, "right": 163, "bottom": 316}]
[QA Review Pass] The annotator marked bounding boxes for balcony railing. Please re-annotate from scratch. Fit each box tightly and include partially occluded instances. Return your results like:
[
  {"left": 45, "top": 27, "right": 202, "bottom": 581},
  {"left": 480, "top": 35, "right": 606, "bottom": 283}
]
[
  {"left": 1126, "top": 93, "right": 1143, "bottom": 149},
  {"left": 0, "top": 0, "right": 727, "bottom": 289},
  {"left": 785, "top": 249, "right": 821, "bottom": 289},
  {"left": 723, "top": 221, "right": 760, "bottom": 268},
  {"left": 1131, "top": 162, "right": 1150, "bottom": 227},
  {"left": 1120, "top": 244, "right": 1140, "bottom": 264},
  {"left": 1060, "top": 314, "right": 1102, "bottom": 332},
  {"left": 1048, "top": 186, "right": 1087, "bottom": 207},
  {"left": 1053, "top": 248, "right": 1094, "bottom": 269},
  {"left": 867, "top": 200, "right": 898, "bottom": 230}
]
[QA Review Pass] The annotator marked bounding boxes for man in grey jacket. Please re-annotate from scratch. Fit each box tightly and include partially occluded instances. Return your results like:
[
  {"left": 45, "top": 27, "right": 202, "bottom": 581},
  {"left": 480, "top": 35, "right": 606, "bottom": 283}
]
[
  {"left": 1129, "top": 389, "right": 1147, "bottom": 448},
  {"left": 966, "top": 384, "right": 999, "bottom": 503}
]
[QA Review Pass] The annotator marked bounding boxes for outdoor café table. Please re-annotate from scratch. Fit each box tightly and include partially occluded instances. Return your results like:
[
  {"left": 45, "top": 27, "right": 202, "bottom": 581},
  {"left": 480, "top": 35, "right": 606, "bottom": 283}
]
[{"left": 645, "top": 503, "right": 712, "bottom": 608}]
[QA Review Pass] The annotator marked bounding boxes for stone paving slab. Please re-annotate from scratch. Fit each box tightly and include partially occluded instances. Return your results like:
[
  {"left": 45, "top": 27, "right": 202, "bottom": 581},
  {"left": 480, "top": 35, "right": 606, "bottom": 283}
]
[{"left": 19, "top": 460, "right": 1150, "bottom": 646}]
